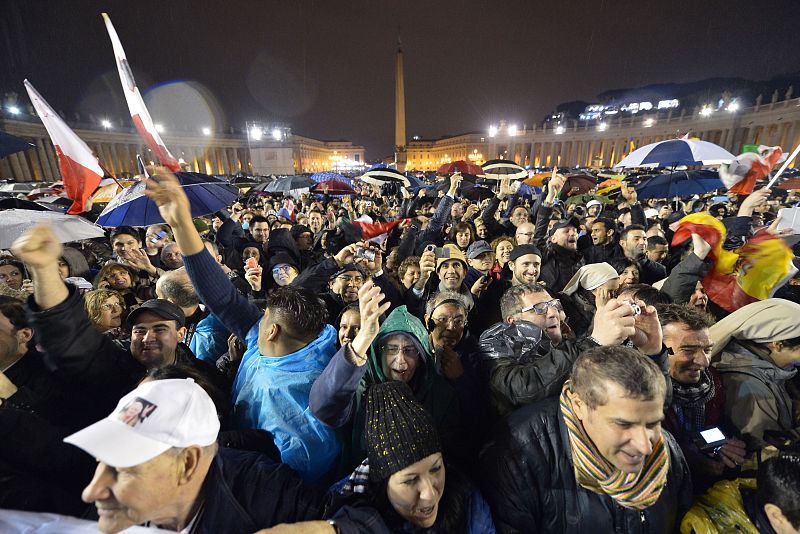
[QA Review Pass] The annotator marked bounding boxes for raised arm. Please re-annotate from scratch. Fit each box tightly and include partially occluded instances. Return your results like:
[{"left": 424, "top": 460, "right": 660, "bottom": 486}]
[{"left": 144, "top": 169, "right": 261, "bottom": 339}]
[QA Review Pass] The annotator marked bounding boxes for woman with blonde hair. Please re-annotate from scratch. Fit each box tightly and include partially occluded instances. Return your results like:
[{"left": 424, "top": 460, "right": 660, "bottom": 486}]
[{"left": 84, "top": 288, "right": 127, "bottom": 338}]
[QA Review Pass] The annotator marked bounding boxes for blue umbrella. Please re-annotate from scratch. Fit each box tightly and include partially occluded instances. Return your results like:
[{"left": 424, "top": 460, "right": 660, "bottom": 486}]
[
  {"left": 615, "top": 139, "right": 734, "bottom": 169},
  {"left": 634, "top": 170, "right": 723, "bottom": 200},
  {"left": 97, "top": 172, "right": 239, "bottom": 227},
  {"left": 0, "top": 131, "right": 35, "bottom": 159}
]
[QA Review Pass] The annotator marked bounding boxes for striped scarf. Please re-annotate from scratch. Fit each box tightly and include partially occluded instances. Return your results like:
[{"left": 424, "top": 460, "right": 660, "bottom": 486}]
[{"left": 560, "top": 383, "right": 670, "bottom": 510}]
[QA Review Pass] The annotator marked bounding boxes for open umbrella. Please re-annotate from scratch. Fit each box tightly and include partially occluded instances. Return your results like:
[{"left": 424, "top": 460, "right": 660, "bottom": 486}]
[
  {"left": 437, "top": 160, "right": 484, "bottom": 176},
  {"left": 461, "top": 185, "right": 495, "bottom": 201},
  {"left": 523, "top": 172, "right": 551, "bottom": 187},
  {"left": 0, "top": 197, "right": 50, "bottom": 211},
  {"left": 360, "top": 167, "right": 411, "bottom": 187},
  {"left": 97, "top": 172, "right": 239, "bottom": 227},
  {"left": 562, "top": 174, "right": 597, "bottom": 196},
  {"left": 482, "top": 159, "right": 528, "bottom": 180},
  {"left": 634, "top": 170, "right": 723, "bottom": 200},
  {"left": 310, "top": 179, "right": 356, "bottom": 195},
  {"left": 0, "top": 209, "right": 106, "bottom": 248},
  {"left": 775, "top": 177, "right": 800, "bottom": 190},
  {"left": 310, "top": 171, "right": 354, "bottom": 187},
  {"left": 264, "top": 175, "right": 316, "bottom": 193},
  {"left": 0, "top": 131, "right": 35, "bottom": 159},
  {"left": 614, "top": 139, "right": 734, "bottom": 169},
  {"left": 0, "top": 183, "right": 36, "bottom": 193}
]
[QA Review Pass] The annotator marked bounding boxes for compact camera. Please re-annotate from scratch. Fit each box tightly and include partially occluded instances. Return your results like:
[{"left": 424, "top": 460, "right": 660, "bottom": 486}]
[{"left": 354, "top": 248, "right": 376, "bottom": 262}]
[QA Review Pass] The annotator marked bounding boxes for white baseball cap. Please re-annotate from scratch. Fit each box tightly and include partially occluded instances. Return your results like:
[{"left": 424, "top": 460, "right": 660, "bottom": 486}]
[{"left": 64, "top": 378, "right": 220, "bottom": 468}]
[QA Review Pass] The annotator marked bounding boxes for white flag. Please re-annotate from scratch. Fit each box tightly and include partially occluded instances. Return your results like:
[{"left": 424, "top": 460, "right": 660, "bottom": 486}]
[
  {"left": 24, "top": 79, "right": 103, "bottom": 214},
  {"left": 102, "top": 13, "right": 180, "bottom": 172}
]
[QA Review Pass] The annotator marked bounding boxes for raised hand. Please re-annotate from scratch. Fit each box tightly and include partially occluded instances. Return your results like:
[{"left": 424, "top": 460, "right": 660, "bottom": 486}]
[
  {"left": 628, "top": 300, "right": 663, "bottom": 355},
  {"left": 497, "top": 177, "right": 513, "bottom": 199},
  {"left": 416, "top": 248, "right": 437, "bottom": 290},
  {"left": 448, "top": 173, "right": 463, "bottom": 196},
  {"left": 737, "top": 187, "right": 771, "bottom": 217},
  {"left": 119, "top": 248, "right": 157, "bottom": 275},
  {"left": 244, "top": 265, "right": 263, "bottom": 292},
  {"left": 350, "top": 281, "right": 391, "bottom": 363},
  {"left": 545, "top": 174, "right": 566, "bottom": 203},
  {"left": 620, "top": 183, "right": 638, "bottom": 204},
  {"left": 143, "top": 167, "right": 193, "bottom": 229},
  {"left": 11, "top": 224, "right": 63, "bottom": 269},
  {"left": 590, "top": 298, "right": 637, "bottom": 346}
]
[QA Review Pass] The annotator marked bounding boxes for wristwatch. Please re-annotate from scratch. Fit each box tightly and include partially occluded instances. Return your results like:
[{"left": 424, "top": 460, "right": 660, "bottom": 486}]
[{"left": 327, "top": 519, "right": 341, "bottom": 534}]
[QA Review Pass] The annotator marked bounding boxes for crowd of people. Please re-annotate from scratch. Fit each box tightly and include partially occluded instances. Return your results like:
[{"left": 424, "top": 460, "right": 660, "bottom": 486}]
[{"left": 1, "top": 167, "right": 799, "bottom": 533}]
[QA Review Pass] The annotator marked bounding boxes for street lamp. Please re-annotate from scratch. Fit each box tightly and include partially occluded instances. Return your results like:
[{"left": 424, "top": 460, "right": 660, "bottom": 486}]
[
  {"left": 202, "top": 127, "right": 211, "bottom": 136},
  {"left": 726, "top": 101, "right": 740, "bottom": 113},
  {"left": 555, "top": 125, "right": 565, "bottom": 135},
  {"left": 700, "top": 105, "right": 713, "bottom": 117},
  {"left": 154, "top": 123, "right": 164, "bottom": 133},
  {"left": 508, "top": 124, "right": 518, "bottom": 136},
  {"left": 488, "top": 125, "right": 498, "bottom": 137},
  {"left": 597, "top": 122, "right": 608, "bottom": 132},
  {"left": 7, "top": 105, "right": 20, "bottom": 115},
  {"left": 101, "top": 119, "right": 112, "bottom": 129},
  {"left": 271, "top": 128, "right": 282, "bottom": 141},
  {"left": 643, "top": 118, "right": 654, "bottom": 127},
  {"left": 249, "top": 126, "right": 263, "bottom": 141}
]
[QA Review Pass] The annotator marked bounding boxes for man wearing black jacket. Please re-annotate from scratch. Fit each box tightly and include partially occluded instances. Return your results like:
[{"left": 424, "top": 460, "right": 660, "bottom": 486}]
[{"left": 481, "top": 346, "right": 692, "bottom": 533}]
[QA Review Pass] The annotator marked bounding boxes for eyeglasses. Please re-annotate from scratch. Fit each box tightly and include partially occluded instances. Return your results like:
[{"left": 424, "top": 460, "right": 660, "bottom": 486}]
[
  {"left": 431, "top": 316, "right": 466, "bottom": 328},
  {"left": 272, "top": 265, "right": 293, "bottom": 274},
  {"left": 336, "top": 275, "right": 364, "bottom": 285},
  {"left": 100, "top": 302, "right": 123, "bottom": 311},
  {"left": 519, "top": 298, "right": 562, "bottom": 315},
  {"left": 382, "top": 345, "right": 419, "bottom": 357}
]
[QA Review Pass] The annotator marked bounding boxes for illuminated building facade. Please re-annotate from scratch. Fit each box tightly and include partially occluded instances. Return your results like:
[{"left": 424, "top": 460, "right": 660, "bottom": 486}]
[
  {"left": 0, "top": 118, "right": 365, "bottom": 181},
  {"left": 406, "top": 96, "right": 800, "bottom": 171}
]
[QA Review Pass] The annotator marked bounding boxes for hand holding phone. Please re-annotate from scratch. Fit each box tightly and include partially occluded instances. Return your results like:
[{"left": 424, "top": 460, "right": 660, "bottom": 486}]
[{"left": 245, "top": 257, "right": 259, "bottom": 270}]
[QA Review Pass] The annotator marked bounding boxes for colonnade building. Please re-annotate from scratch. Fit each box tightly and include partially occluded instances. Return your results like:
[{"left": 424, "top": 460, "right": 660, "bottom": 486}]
[
  {"left": 405, "top": 97, "right": 800, "bottom": 171},
  {"left": 0, "top": 117, "right": 365, "bottom": 182}
]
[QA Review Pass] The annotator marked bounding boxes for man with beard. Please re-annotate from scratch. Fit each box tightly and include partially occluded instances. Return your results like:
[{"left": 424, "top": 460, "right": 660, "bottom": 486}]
[
  {"left": 620, "top": 224, "right": 666, "bottom": 284},
  {"left": 582, "top": 217, "right": 623, "bottom": 264},
  {"left": 534, "top": 174, "right": 583, "bottom": 292},
  {"left": 475, "top": 283, "right": 669, "bottom": 418},
  {"left": 466, "top": 244, "right": 542, "bottom": 338},
  {"left": 659, "top": 304, "right": 746, "bottom": 491}
]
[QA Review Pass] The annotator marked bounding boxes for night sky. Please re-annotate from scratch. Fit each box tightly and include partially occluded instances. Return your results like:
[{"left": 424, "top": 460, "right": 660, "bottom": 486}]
[{"left": 2, "top": 0, "right": 800, "bottom": 159}]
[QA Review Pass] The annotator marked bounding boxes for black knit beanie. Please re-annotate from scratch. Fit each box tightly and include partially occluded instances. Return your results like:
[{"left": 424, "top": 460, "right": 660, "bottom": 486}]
[{"left": 365, "top": 381, "right": 442, "bottom": 482}]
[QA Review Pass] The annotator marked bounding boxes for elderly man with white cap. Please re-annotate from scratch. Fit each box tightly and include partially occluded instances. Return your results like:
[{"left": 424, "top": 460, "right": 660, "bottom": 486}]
[{"left": 66, "top": 378, "right": 387, "bottom": 534}]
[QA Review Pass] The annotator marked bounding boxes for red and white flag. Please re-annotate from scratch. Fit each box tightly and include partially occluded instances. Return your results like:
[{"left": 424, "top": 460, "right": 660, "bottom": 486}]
[
  {"left": 24, "top": 80, "right": 104, "bottom": 215},
  {"left": 102, "top": 13, "right": 180, "bottom": 172}
]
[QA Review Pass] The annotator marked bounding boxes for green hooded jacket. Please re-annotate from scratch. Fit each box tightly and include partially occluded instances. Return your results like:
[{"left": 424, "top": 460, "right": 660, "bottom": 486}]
[{"left": 339, "top": 306, "right": 463, "bottom": 477}]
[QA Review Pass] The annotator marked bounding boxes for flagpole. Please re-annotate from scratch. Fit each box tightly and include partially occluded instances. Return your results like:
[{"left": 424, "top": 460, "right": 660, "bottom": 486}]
[{"left": 767, "top": 143, "right": 800, "bottom": 189}]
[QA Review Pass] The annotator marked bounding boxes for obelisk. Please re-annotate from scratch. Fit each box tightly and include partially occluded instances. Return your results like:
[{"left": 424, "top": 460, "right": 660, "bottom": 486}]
[{"left": 394, "top": 36, "right": 407, "bottom": 172}]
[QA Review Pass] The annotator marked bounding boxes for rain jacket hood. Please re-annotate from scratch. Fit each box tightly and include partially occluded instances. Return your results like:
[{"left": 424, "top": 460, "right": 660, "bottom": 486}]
[
  {"left": 367, "top": 305, "right": 433, "bottom": 392},
  {"left": 232, "top": 321, "right": 340, "bottom": 482}
]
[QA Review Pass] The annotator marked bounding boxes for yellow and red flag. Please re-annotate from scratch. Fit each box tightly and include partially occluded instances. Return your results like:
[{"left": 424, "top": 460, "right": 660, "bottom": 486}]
[
  {"left": 672, "top": 212, "right": 797, "bottom": 312},
  {"left": 24, "top": 80, "right": 104, "bottom": 215}
]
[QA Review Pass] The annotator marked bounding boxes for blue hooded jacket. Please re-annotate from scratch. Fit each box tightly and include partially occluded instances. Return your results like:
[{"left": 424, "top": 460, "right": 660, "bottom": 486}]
[{"left": 232, "top": 322, "right": 340, "bottom": 482}]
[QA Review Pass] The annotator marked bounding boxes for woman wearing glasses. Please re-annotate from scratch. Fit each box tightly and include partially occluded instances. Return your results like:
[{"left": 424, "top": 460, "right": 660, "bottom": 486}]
[
  {"left": 83, "top": 288, "right": 128, "bottom": 339},
  {"left": 310, "top": 282, "right": 464, "bottom": 479}
]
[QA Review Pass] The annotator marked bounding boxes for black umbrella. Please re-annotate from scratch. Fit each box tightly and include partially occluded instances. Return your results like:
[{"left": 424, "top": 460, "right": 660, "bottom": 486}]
[
  {"left": 482, "top": 159, "right": 528, "bottom": 180},
  {"left": 0, "top": 197, "right": 49, "bottom": 211},
  {"left": 360, "top": 167, "right": 411, "bottom": 187},
  {"left": 0, "top": 131, "right": 35, "bottom": 159},
  {"left": 264, "top": 175, "right": 316, "bottom": 193}
]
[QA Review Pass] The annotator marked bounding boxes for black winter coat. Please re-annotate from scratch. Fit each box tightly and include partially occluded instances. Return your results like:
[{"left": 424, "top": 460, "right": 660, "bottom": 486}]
[
  {"left": 475, "top": 321, "right": 599, "bottom": 417},
  {"left": 480, "top": 396, "right": 693, "bottom": 534}
]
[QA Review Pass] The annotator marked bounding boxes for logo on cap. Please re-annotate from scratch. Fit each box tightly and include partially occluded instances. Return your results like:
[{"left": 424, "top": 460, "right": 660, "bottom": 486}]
[{"left": 118, "top": 397, "right": 158, "bottom": 427}]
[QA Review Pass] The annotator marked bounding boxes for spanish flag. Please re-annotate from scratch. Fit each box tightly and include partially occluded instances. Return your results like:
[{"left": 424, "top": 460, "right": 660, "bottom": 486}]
[{"left": 672, "top": 213, "right": 797, "bottom": 312}]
